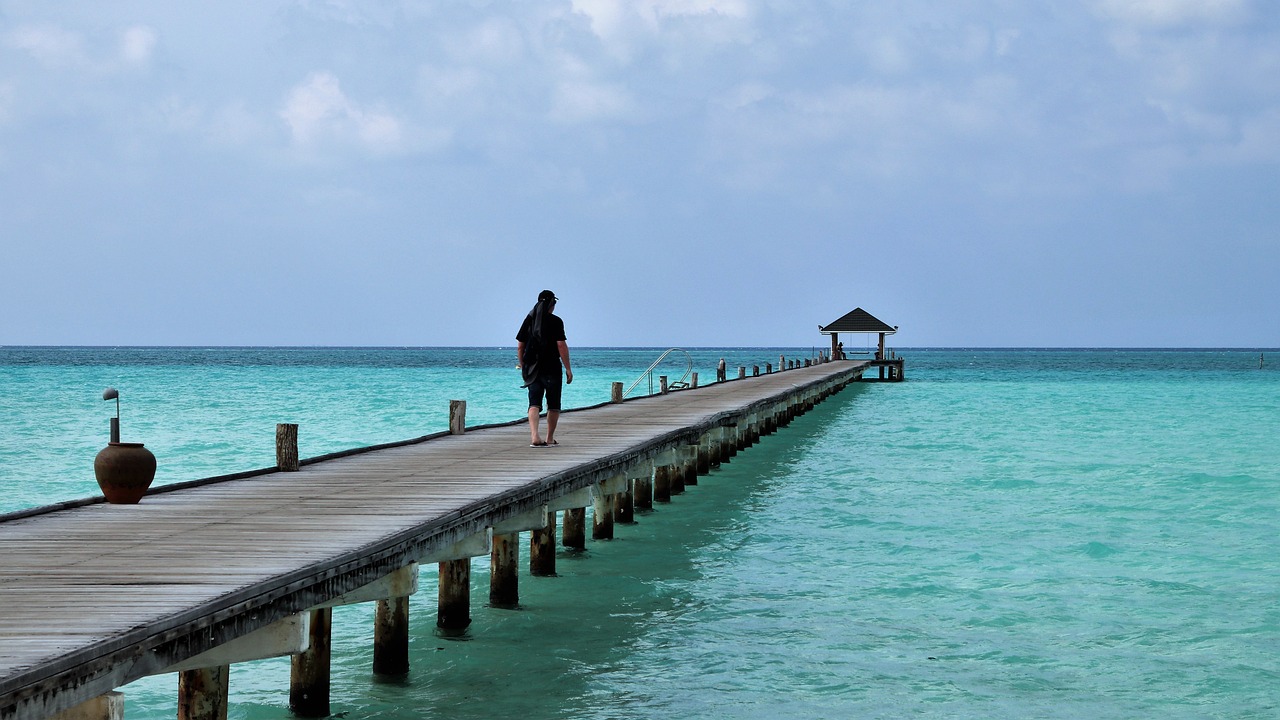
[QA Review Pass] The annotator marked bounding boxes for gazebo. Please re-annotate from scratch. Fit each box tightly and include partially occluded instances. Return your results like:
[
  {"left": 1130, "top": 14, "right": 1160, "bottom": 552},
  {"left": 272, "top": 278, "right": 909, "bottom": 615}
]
[{"left": 819, "top": 307, "right": 897, "bottom": 361}]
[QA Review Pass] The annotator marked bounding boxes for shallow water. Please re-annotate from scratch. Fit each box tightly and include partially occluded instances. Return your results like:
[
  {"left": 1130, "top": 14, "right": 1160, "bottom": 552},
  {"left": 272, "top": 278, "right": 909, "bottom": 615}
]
[{"left": 2, "top": 348, "right": 1277, "bottom": 718}]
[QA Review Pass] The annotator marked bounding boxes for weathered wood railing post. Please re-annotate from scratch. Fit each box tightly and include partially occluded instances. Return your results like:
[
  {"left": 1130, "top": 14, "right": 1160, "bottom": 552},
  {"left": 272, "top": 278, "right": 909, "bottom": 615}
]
[
  {"left": 691, "top": 372, "right": 698, "bottom": 388},
  {"left": 738, "top": 366, "right": 746, "bottom": 379},
  {"left": 290, "top": 608, "right": 331, "bottom": 717},
  {"left": 659, "top": 375, "right": 668, "bottom": 394},
  {"left": 276, "top": 423, "right": 299, "bottom": 472},
  {"left": 437, "top": 560, "right": 471, "bottom": 631},
  {"left": 449, "top": 400, "right": 466, "bottom": 435},
  {"left": 531, "top": 512, "right": 557, "bottom": 576},
  {"left": 178, "top": 667, "right": 227, "bottom": 720},
  {"left": 611, "top": 381, "right": 624, "bottom": 403},
  {"left": 373, "top": 595, "right": 411, "bottom": 676},
  {"left": 490, "top": 532, "right": 519, "bottom": 608},
  {"left": 753, "top": 365, "right": 759, "bottom": 376}
]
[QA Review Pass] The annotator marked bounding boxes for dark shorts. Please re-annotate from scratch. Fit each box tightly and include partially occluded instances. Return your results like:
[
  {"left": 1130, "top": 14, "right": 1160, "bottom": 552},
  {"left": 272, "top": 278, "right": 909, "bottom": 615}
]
[{"left": 527, "top": 374, "right": 563, "bottom": 412}]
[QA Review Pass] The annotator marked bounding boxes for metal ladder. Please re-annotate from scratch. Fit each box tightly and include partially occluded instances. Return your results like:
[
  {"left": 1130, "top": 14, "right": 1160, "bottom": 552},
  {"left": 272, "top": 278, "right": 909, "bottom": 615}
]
[{"left": 623, "top": 348, "right": 694, "bottom": 397}]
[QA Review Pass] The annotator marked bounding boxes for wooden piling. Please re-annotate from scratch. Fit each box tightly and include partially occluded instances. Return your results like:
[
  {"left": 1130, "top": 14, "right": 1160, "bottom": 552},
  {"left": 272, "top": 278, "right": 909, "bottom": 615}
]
[
  {"left": 633, "top": 468, "right": 653, "bottom": 510},
  {"left": 51, "top": 692, "right": 124, "bottom": 720},
  {"left": 697, "top": 435, "right": 712, "bottom": 474},
  {"left": 592, "top": 491, "right": 614, "bottom": 540},
  {"left": 659, "top": 375, "right": 668, "bottom": 394},
  {"left": 670, "top": 457, "right": 685, "bottom": 494},
  {"left": 490, "top": 532, "right": 519, "bottom": 608},
  {"left": 614, "top": 484, "right": 634, "bottom": 524},
  {"left": 717, "top": 426, "right": 732, "bottom": 465},
  {"left": 436, "top": 559, "right": 471, "bottom": 630},
  {"left": 611, "top": 382, "right": 624, "bottom": 403},
  {"left": 562, "top": 508, "right": 586, "bottom": 549},
  {"left": 178, "top": 666, "right": 228, "bottom": 720},
  {"left": 289, "top": 608, "right": 331, "bottom": 718},
  {"left": 653, "top": 464, "right": 671, "bottom": 503},
  {"left": 691, "top": 372, "right": 698, "bottom": 388},
  {"left": 276, "top": 423, "right": 299, "bottom": 472},
  {"left": 449, "top": 400, "right": 466, "bottom": 435},
  {"left": 530, "top": 513, "right": 557, "bottom": 576},
  {"left": 683, "top": 445, "right": 699, "bottom": 487},
  {"left": 373, "top": 596, "right": 410, "bottom": 676},
  {"left": 738, "top": 366, "right": 746, "bottom": 379}
]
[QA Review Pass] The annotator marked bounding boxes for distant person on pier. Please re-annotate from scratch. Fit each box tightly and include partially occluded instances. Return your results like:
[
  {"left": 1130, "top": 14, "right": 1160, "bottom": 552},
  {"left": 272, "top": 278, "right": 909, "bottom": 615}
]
[
  {"left": 517, "top": 290, "right": 573, "bottom": 447},
  {"left": 717, "top": 358, "right": 727, "bottom": 382}
]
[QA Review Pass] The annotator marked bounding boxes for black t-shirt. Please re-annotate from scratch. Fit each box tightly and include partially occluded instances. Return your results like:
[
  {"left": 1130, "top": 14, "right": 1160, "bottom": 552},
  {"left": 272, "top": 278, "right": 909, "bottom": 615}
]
[{"left": 516, "top": 312, "right": 566, "bottom": 375}]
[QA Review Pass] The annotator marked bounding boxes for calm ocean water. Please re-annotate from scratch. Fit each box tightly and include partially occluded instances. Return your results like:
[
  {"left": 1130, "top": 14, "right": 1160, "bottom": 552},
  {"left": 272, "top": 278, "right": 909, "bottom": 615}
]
[{"left": 1, "top": 347, "right": 1277, "bottom": 718}]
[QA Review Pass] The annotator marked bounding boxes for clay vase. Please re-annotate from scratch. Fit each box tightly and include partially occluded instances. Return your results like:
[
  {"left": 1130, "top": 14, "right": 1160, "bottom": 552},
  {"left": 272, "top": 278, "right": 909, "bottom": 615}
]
[{"left": 94, "top": 442, "right": 157, "bottom": 504}]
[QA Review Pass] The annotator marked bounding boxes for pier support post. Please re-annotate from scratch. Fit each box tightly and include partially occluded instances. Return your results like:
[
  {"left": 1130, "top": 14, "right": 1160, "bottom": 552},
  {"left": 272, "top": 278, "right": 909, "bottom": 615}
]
[
  {"left": 373, "top": 596, "right": 410, "bottom": 676},
  {"left": 592, "top": 489, "right": 614, "bottom": 540},
  {"left": 289, "top": 608, "right": 331, "bottom": 718},
  {"left": 611, "top": 382, "right": 624, "bottom": 403},
  {"left": 691, "top": 372, "right": 698, "bottom": 388},
  {"left": 490, "top": 532, "right": 519, "bottom": 608},
  {"left": 682, "top": 444, "right": 699, "bottom": 487},
  {"left": 531, "top": 512, "right": 557, "bottom": 576},
  {"left": 660, "top": 375, "right": 668, "bottom": 394},
  {"left": 52, "top": 692, "right": 124, "bottom": 720},
  {"left": 437, "top": 559, "right": 471, "bottom": 630},
  {"left": 697, "top": 435, "right": 712, "bottom": 475},
  {"left": 653, "top": 464, "right": 671, "bottom": 503},
  {"left": 738, "top": 366, "right": 746, "bottom": 379},
  {"left": 562, "top": 508, "right": 586, "bottom": 549},
  {"left": 633, "top": 464, "right": 653, "bottom": 510},
  {"left": 614, "top": 481, "right": 634, "bottom": 524},
  {"left": 276, "top": 423, "right": 299, "bottom": 472},
  {"left": 449, "top": 400, "right": 466, "bottom": 435},
  {"left": 178, "top": 667, "right": 228, "bottom": 720}
]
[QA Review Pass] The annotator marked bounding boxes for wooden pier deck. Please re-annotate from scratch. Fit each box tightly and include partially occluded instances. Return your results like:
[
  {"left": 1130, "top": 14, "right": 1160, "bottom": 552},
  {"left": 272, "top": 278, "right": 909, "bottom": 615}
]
[{"left": 0, "top": 360, "right": 869, "bottom": 720}]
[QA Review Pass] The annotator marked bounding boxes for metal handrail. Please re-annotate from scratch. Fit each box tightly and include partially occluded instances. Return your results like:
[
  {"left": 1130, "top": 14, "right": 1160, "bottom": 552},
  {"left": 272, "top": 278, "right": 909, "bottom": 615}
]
[{"left": 624, "top": 348, "right": 694, "bottom": 397}]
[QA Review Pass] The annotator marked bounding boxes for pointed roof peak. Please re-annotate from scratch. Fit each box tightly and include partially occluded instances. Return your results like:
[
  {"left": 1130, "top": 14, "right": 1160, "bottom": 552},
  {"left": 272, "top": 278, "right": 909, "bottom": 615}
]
[{"left": 820, "top": 307, "right": 896, "bottom": 334}]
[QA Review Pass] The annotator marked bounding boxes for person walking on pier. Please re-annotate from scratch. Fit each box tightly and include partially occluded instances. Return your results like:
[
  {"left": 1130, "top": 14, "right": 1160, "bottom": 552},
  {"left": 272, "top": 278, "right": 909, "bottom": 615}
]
[{"left": 517, "top": 290, "right": 573, "bottom": 447}]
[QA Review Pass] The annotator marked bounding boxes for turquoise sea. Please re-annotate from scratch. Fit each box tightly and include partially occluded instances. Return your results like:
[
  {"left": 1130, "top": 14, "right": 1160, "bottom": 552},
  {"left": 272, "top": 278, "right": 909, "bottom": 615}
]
[{"left": 1, "top": 347, "right": 1277, "bottom": 718}]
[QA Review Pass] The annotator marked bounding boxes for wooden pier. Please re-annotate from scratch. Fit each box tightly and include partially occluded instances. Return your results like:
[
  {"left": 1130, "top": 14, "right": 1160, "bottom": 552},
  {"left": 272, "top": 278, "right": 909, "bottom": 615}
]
[{"left": 1, "top": 359, "right": 875, "bottom": 720}]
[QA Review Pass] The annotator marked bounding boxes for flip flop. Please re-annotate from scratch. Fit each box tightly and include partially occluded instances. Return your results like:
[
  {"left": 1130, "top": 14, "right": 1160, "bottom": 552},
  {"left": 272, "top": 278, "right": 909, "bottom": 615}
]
[
  {"left": 530, "top": 442, "right": 548, "bottom": 448},
  {"left": 546, "top": 440, "right": 559, "bottom": 447}
]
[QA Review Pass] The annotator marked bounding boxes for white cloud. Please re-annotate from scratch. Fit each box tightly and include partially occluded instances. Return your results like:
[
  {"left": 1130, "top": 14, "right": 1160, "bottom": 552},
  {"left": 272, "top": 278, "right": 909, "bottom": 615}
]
[
  {"left": 7, "top": 25, "right": 85, "bottom": 68},
  {"left": 119, "top": 26, "right": 157, "bottom": 66},
  {"left": 1094, "top": 0, "right": 1250, "bottom": 28},
  {"left": 280, "top": 72, "right": 404, "bottom": 153},
  {"left": 549, "top": 79, "right": 633, "bottom": 123}
]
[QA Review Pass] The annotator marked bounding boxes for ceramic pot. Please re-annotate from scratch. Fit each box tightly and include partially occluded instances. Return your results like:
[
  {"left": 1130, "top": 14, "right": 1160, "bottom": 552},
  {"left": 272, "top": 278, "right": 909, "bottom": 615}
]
[{"left": 94, "top": 442, "right": 157, "bottom": 504}]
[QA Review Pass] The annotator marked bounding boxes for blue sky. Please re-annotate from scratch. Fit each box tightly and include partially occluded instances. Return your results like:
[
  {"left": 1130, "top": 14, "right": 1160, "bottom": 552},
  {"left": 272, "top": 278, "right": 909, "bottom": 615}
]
[{"left": 2, "top": 1, "right": 1277, "bottom": 347}]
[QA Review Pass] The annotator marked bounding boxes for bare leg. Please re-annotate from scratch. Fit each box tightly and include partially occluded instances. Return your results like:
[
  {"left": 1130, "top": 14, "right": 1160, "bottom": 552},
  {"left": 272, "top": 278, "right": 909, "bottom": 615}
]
[
  {"left": 528, "top": 407, "right": 542, "bottom": 445},
  {"left": 545, "top": 411, "right": 559, "bottom": 444}
]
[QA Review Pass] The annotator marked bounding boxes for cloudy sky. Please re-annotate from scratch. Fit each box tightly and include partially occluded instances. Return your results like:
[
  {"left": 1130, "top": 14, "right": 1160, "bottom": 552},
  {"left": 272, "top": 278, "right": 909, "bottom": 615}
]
[{"left": 1, "top": 0, "right": 1277, "bottom": 347}]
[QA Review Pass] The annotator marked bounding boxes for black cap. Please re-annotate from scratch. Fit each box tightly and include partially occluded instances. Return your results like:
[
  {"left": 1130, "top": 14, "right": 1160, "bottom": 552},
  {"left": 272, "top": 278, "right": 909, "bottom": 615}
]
[{"left": 538, "top": 290, "right": 558, "bottom": 302}]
